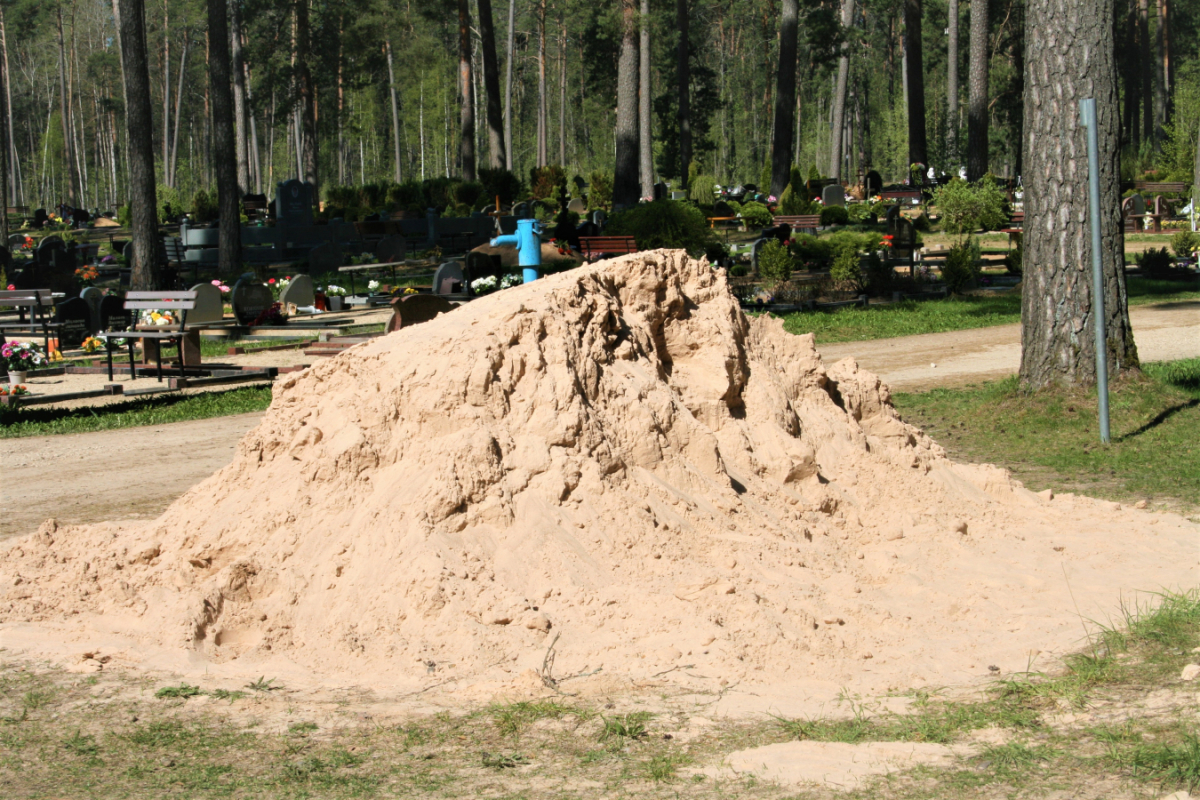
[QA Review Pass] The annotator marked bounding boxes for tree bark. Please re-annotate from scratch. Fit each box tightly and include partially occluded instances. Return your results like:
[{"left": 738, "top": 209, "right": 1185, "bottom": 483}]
[
  {"left": 676, "top": 0, "right": 691, "bottom": 190},
  {"left": 639, "top": 0, "right": 652, "bottom": 196},
  {"left": 162, "top": 0, "right": 170, "bottom": 183},
  {"left": 386, "top": 40, "right": 402, "bottom": 182},
  {"left": 1138, "top": 0, "right": 1152, "bottom": 145},
  {"left": 169, "top": 32, "right": 188, "bottom": 189},
  {"left": 117, "top": 0, "right": 162, "bottom": 289},
  {"left": 295, "top": 0, "right": 317, "bottom": 191},
  {"left": 966, "top": 0, "right": 988, "bottom": 179},
  {"left": 536, "top": 0, "right": 547, "bottom": 167},
  {"left": 56, "top": 7, "right": 80, "bottom": 205},
  {"left": 231, "top": 0, "right": 249, "bottom": 194},
  {"left": 826, "top": 0, "right": 851, "bottom": 181},
  {"left": 1155, "top": 0, "right": 1168, "bottom": 133},
  {"left": 558, "top": 14, "right": 566, "bottom": 167},
  {"left": 208, "top": 0, "right": 241, "bottom": 278},
  {"left": 947, "top": 0, "right": 959, "bottom": 166},
  {"left": 459, "top": 0, "right": 476, "bottom": 180},
  {"left": 903, "top": 0, "right": 927, "bottom": 168},
  {"left": 503, "top": 0, "right": 515, "bottom": 170},
  {"left": 1019, "top": 0, "right": 1138, "bottom": 388},
  {"left": 478, "top": 0, "right": 506, "bottom": 169},
  {"left": 1123, "top": 0, "right": 1138, "bottom": 149},
  {"left": 0, "top": 6, "right": 19, "bottom": 204},
  {"left": 613, "top": 0, "right": 640, "bottom": 207}
]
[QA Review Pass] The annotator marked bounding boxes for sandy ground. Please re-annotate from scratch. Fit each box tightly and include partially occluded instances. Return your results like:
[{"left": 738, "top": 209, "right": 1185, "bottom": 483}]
[
  {"left": 818, "top": 300, "right": 1200, "bottom": 392},
  {"left": 2, "top": 300, "right": 1195, "bottom": 543}
]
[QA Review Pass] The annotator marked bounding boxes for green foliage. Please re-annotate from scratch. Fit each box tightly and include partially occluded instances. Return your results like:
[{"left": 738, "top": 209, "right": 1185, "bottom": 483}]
[
  {"left": 155, "top": 684, "right": 204, "bottom": 699},
  {"left": 703, "top": 239, "right": 729, "bottom": 265},
  {"left": 117, "top": 204, "right": 131, "bottom": 228},
  {"left": 933, "top": 177, "right": 1008, "bottom": 235},
  {"left": 1170, "top": 230, "right": 1199, "bottom": 258},
  {"left": 820, "top": 205, "right": 849, "bottom": 226},
  {"left": 326, "top": 185, "right": 360, "bottom": 208},
  {"left": 690, "top": 174, "right": 718, "bottom": 204},
  {"left": 605, "top": 200, "right": 715, "bottom": 256},
  {"left": 829, "top": 244, "right": 864, "bottom": 292},
  {"left": 757, "top": 239, "right": 794, "bottom": 286},
  {"left": 760, "top": 162, "right": 772, "bottom": 191},
  {"left": 587, "top": 171, "right": 613, "bottom": 211},
  {"left": 1005, "top": 244, "right": 1024, "bottom": 276},
  {"left": 739, "top": 201, "right": 772, "bottom": 228},
  {"left": 452, "top": 181, "right": 485, "bottom": 209},
  {"left": 941, "top": 237, "right": 981, "bottom": 293},
  {"left": 530, "top": 165, "right": 566, "bottom": 201},
  {"left": 864, "top": 252, "right": 894, "bottom": 295},
  {"left": 424, "top": 178, "right": 456, "bottom": 209},
  {"left": 190, "top": 190, "right": 216, "bottom": 224},
  {"left": 478, "top": 168, "right": 522, "bottom": 206},
  {"left": 779, "top": 183, "right": 810, "bottom": 215},
  {"left": 1135, "top": 247, "right": 1177, "bottom": 279},
  {"left": 386, "top": 181, "right": 426, "bottom": 210},
  {"left": 156, "top": 184, "right": 181, "bottom": 223}
]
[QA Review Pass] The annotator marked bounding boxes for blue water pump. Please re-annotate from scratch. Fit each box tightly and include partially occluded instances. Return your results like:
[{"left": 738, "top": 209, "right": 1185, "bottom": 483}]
[{"left": 490, "top": 218, "right": 543, "bottom": 283}]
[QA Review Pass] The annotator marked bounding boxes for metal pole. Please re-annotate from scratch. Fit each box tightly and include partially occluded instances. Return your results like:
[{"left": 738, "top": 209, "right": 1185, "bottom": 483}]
[{"left": 1079, "top": 98, "right": 1111, "bottom": 444}]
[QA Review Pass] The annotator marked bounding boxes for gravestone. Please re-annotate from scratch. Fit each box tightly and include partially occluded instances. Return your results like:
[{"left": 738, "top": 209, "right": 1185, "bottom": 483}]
[
  {"left": 512, "top": 201, "right": 530, "bottom": 219},
  {"left": 865, "top": 170, "right": 883, "bottom": 197},
  {"left": 54, "top": 297, "right": 92, "bottom": 346},
  {"left": 275, "top": 179, "right": 314, "bottom": 226},
  {"left": 432, "top": 262, "right": 465, "bottom": 295},
  {"left": 465, "top": 251, "right": 502, "bottom": 285},
  {"left": 743, "top": 184, "right": 758, "bottom": 193},
  {"left": 0, "top": 245, "right": 10, "bottom": 272},
  {"left": 80, "top": 286, "right": 105, "bottom": 332},
  {"left": 885, "top": 204, "right": 902, "bottom": 235},
  {"left": 307, "top": 242, "right": 343, "bottom": 273},
  {"left": 37, "top": 236, "right": 65, "bottom": 265},
  {"left": 892, "top": 217, "right": 916, "bottom": 267},
  {"left": 386, "top": 294, "right": 454, "bottom": 333},
  {"left": 231, "top": 279, "right": 275, "bottom": 325},
  {"left": 278, "top": 274, "right": 315, "bottom": 309},
  {"left": 822, "top": 184, "right": 846, "bottom": 208},
  {"left": 375, "top": 235, "right": 406, "bottom": 263},
  {"left": 7, "top": 233, "right": 24, "bottom": 249},
  {"left": 1123, "top": 194, "right": 1146, "bottom": 216},
  {"left": 32, "top": 209, "right": 48, "bottom": 228},
  {"left": 122, "top": 241, "right": 135, "bottom": 264},
  {"left": 653, "top": 182, "right": 668, "bottom": 201},
  {"left": 591, "top": 209, "right": 607, "bottom": 229},
  {"left": 567, "top": 197, "right": 587, "bottom": 215},
  {"left": 188, "top": 283, "right": 225, "bottom": 324},
  {"left": 36, "top": 237, "right": 77, "bottom": 295},
  {"left": 99, "top": 294, "right": 132, "bottom": 331}
]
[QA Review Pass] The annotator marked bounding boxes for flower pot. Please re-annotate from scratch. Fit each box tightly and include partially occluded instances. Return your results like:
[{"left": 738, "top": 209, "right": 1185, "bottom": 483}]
[
  {"left": 7, "top": 371, "right": 28, "bottom": 384},
  {"left": 327, "top": 296, "right": 345, "bottom": 311}
]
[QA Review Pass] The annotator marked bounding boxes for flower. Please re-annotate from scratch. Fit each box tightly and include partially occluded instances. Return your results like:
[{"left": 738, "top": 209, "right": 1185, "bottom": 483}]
[
  {"left": 1, "top": 341, "right": 48, "bottom": 372},
  {"left": 767, "top": 195, "right": 777, "bottom": 203},
  {"left": 403, "top": 287, "right": 418, "bottom": 295},
  {"left": 5, "top": 284, "right": 13, "bottom": 290},
  {"left": 81, "top": 336, "right": 104, "bottom": 354},
  {"left": 500, "top": 274, "right": 522, "bottom": 289},
  {"left": 470, "top": 275, "right": 498, "bottom": 295},
  {"left": 268, "top": 278, "right": 276, "bottom": 284},
  {"left": 368, "top": 280, "right": 380, "bottom": 292}
]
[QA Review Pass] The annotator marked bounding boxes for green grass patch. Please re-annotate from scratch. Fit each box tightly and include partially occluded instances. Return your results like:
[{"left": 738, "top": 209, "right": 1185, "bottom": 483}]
[
  {"left": 895, "top": 358, "right": 1200, "bottom": 507},
  {"left": 0, "top": 385, "right": 272, "bottom": 439},
  {"left": 778, "top": 276, "right": 1199, "bottom": 344}
]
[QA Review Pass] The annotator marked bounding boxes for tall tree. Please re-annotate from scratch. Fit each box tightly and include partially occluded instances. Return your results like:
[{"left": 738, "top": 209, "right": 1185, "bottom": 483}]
[
  {"left": 1137, "top": 0, "right": 1151, "bottom": 145},
  {"left": 0, "top": 5, "right": 18, "bottom": 204},
  {"left": 535, "top": 0, "right": 546, "bottom": 167},
  {"left": 458, "top": 0, "right": 475, "bottom": 179},
  {"left": 56, "top": 6, "right": 80, "bottom": 204},
  {"left": 613, "top": 0, "right": 640, "bottom": 207},
  {"left": 676, "top": 0, "right": 691, "bottom": 189},
  {"left": 503, "top": 0, "right": 515, "bottom": 170},
  {"left": 947, "top": 0, "right": 959, "bottom": 167},
  {"left": 231, "top": 0, "right": 250, "bottom": 194},
  {"left": 903, "top": 0, "right": 927, "bottom": 168},
  {"left": 386, "top": 39, "right": 402, "bottom": 182},
  {"left": 639, "top": 0, "right": 652, "bottom": 197},
  {"left": 208, "top": 0, "right": 240, "bottom": 277},
  {"left": 826, "top": 0, "right": 851, "bottom": 181},
  {"left": 295, "top": 0, "right": 317, "bottom": 190},
  {"left": 477, "top": 0, "right": 506, "bottom": 169},
  {"left": 966, "top": 0, "right": 988, "bottom": 179},
  {"left": 1019, "top": 0, "right": 1138, "bottom": 388},
  {"left": 117, "top": 0, "right": 162, "bottom": 289}
]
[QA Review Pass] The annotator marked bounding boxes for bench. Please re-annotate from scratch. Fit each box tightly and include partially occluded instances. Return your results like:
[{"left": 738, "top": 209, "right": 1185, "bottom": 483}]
[
  {"left": 0, "top": 289, "right": 66, "bottom": 355},
  {"left": 579, "top": 236, "right": 639, "bottom": 261},
  {"left": 98, "top": 291, "right": 198, "bottom": 382},
  {"left": 879, "top": 189, "right": 923, "bottom": 205},
  {"left": 1126, "top": 181, "right": 1189, "bottom": 193},
  {"left": 771, "top": 215, "right": 821, "bottom": 235},
  {"left": 1000, "top": 211, "right": 1024, "bottom": 248}
]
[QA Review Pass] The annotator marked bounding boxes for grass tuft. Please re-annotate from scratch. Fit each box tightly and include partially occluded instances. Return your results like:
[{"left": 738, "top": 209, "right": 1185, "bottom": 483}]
[{"left": 154, "top": 683, "right": 204, "bottom": 699}]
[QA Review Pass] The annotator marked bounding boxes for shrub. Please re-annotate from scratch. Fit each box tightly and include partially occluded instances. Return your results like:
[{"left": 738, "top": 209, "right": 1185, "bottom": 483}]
[
  {"left": 941, "top": 238, "right": 981, "bottom": 293},
  {"left": 359, "top": 181, "right": 390, "bottom": 208},
  {"left": 387, "top": 181, "right": 426, "bottom": 210},
  {"left": 478, "top": 168, "right": 522, "bottom": 206},
  {"left": 156, "top": 183, "right": 181, "bottom": 223},
  {"left": 757, "top": 239, "right": 794, "bottom": 286},
  {"left": 1136, "top": 246, "right": 1177, "bottom": 278},
  {"left": 728, "top": 264, "right": 748, "bottom": 277},
  {"left": 117, "top": 204, "right": 132, "bottom": 228},
  {"left": 704, "top": 239, "right": 729, "bottom": 265},
  {"left": 760, "top": 163, "right": 773, "bottom": 192},
  {"left": 1170, "top": 230, "right": 1199, "bottom": 259},
  {"left": 912, "top": 210, "right": 932, "bottom": 231},
  {"left": 605, "top": 200, "right": 715, "bottom": 256},
  {"left": 829, "top": 244, "right": 865, "bottom": 292},
  {"left": 588, "top": 171, "right": 613, "bottom": 210},
  {"left": 739, "top": 201, "right": 773, "bottom": 229},
  {"left": 779, "top": 183, "right": 809, "bottom": 215},
  {"left": 690, "top": 174, "right": 718, "bottom": 205},
  {"left": 530, "top": 165, "right": 566, "bottom": 201},
  {"left": 864, "top": 252, "right": 894, "bottom": 294},
  {"left": 453, "top": 181, "right": 485, "bottom": 209},
  {"left": 820, "top": 206, "right": 849, "bottom": 226},
  {"left": 424, "top": 178, "right": 456, "bottom": 209},
  {"left": 1004, "top": 244, "right": 1023, "bottom": 275},
  {"left": 189, "top": 190, "right": 216, "bottom": 224},
  {"left": 932, "top": 176, "right": 1008, "bottom": 234}
]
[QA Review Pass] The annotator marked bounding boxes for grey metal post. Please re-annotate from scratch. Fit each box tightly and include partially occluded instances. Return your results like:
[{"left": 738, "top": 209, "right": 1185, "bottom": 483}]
[{"left": 1079, "top": 98, "right": 1111, "bottom": 444}]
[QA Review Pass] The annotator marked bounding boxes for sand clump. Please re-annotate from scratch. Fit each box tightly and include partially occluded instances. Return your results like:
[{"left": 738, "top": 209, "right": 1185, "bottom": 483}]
[{"left": 0, "top": 250, "right": 1195, "bottom": 704}]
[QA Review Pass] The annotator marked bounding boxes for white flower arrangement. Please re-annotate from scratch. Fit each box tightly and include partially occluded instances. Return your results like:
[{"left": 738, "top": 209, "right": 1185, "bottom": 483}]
[
  {"left": 326, "top": 285, "right": 348, "bottom": 297},
  {"left": 368, "top": 280, "right": 380, "bottom": 292},
  {"left": 471, "top": 275, "right": 498, "bottom": 295},
  {"left": 140, "top": 309, "right": 177, "bottom": 326},
  {"left": 500, "top": 274, "right": 522, "bottom": 288}
]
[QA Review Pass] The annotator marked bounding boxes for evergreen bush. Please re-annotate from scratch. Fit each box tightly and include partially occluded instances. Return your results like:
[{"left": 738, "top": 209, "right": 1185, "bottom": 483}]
[
  {"left": 690, "top": 174, "right": 718, "bottom": 204},
  {"left": 606, "top": 200, "right": 715, "bottom": 256},
  {"left": 739, "top": 201, "right": 773, "bottom": 228},
  {"left": 588, "top": 171, "right": 613, "bottom": 210},
  {"left": 941, "top": 237, "right": 981, "bottom": 293},
  {"left": 478, "top": 168, "right": 522, "bottom": 205},
  {"left": 820, "top": 206, "right": 849, "bottom": 226},
  {"left": 829, "top": 244, "right": 865, "bottom": 292},
  {"left": 932, "top": 176, "right": 1007, "bottom": 234},
  {"left": 757, "top": 239, "right": 794, "bottom": 286},
  {"left": 1136, "top": 246, "right": 1177, "bottom": 278},
  {"left": 1170, "top": 230, "right": 1199, "bottom": 258},
  {"left": 190, "top": 190, "right": 216, "bottom": 224}
]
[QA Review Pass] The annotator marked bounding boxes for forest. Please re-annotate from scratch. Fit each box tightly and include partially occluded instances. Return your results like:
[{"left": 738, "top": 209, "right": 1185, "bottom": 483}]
[{"left": 1, "top": 0, "right": 1198, "bottom": 215}]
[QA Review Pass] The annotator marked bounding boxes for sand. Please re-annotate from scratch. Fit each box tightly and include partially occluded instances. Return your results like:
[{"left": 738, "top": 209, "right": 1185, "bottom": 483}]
[{"left": 0, "top": 250, "right": 1195, "bottom": 715}]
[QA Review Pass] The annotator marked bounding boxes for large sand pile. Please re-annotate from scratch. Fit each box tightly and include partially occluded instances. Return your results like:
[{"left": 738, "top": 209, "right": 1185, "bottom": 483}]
[{"left": 1, "top": 251, "right": 1195, "bottom": 700}]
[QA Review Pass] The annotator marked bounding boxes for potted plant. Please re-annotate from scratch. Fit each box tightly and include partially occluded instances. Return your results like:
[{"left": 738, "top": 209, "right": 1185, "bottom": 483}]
[
  {"left": 325, "top": 284, "right": 348, "bottom": 311},
  {"left": 2, "top": 341, "right": 47, "bottom": 384}
]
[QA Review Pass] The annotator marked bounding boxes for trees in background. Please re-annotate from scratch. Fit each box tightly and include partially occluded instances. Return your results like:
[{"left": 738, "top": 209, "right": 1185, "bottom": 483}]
[
  {"left": 208, "top": 0, "right": 240, "bottom": 277},
  {"left": 769, "top": 0, "right": 798, "bottom": 194},
  {"left": 966, "top": 0, "right": 988, "bottom": 180},
  {"left": 612, "top": 0, "right": 639, "bottom": 207}
]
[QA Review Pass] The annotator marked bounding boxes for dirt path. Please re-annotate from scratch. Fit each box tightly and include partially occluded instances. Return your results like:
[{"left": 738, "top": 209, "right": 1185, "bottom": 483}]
[
  {"left": 0, "top": 413, "right": 263, "bottom": 541},
  {"left": 3, "top": 301, "right": 1194, "bottom": 542},
  {"left": 818, "top": 300, "right": 1200, "bottom": 392}
]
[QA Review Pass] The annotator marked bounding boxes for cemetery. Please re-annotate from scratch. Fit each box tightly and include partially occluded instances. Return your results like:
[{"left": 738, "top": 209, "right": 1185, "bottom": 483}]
[{"left": 1, "top": 0, "right": 1200, "bottom": 794}]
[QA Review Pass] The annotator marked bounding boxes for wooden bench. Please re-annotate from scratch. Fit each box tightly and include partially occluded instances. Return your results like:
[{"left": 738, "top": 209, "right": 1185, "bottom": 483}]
[
  {"left": 579, "top": 236, "right": 639, "bottom": 262},
  {"left": 879, "top": 189, "right": 923, "bottom": 205},
  {"left": 771, "top": 215, "right": 821, "bottom": 235},
  {"left": 0, "top": 289, "right": 67, "bottom": 355},
  {"left": 1000, "top": 211, "right": 1024, "bottom": 248},
  {"left": 1128, "top": 181, "right": 1189, "bottom": 193},
  {"left": 98, "top": 291, "right": 198, "bottom": 382}
]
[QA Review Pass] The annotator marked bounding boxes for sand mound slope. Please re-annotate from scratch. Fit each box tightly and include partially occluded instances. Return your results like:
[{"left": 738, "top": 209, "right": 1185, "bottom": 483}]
[{"left": 1, "top": 251, "right": 1195, "bottom": 694}]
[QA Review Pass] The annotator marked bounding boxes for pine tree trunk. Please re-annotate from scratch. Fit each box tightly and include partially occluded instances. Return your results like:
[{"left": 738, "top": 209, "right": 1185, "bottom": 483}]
[
  {"left": 676, "top": 0, "right": 690, "bottom": 190},
  {"left": 478, "top": 0, "right": 506, "bottom": 170},
  {"left": 295, "top": 0, "right": 317, "bottom": 192},
  {"left": 559, "top": 15, "right": 566, "bottom": 167},
  {"left": 170, "top": 33, "right": 188, "bottom": 188},
  {"left": 458, "top": 0, "right": 476, "bottom": 180},
  {"left": 613, "top": 0, "right": 640, "bottom": 207},
  {"left": 1123, "top": 0, "right": 1139, "bottom": 149},
  {"left": 1138, "top": 0, "right": 1152, "bottom": 145},
  {"left": 0, "top": 6, "right": 19, "bottom": 204},
  {"left": 503, "top": 0, "right": 515, "bottom": 170},
  {"left": 386, "top": 40, "right": 402, "bottom": 182},
  {"left": 1019, "top": 0, "right": 1138, "bottom": 387},
  {"left": 903, "top": 0, "right": 927, "bottom": 168},
  {"left": 966, "top": 0, "right": 988, "bottom": 180},
  {"left": 231, "top": 0, "right": 249, "bottom": 194},
  {"left": 639, "top": 0, "right": 652, "bottom": 197},
  {"left": 536, "top": 0, "right": 546, "bottom": 167},
  {"left": 947, "top": 0, "right": 959, "bottom": 166},
  {"left": 117, "top": 0, "right": 162, "bottom": 289},
  {"left": 208, "top": 0, "right": 240, "bottom": 278},
  {"left": 56, "top": 8, "right": 80, "bottom": 205},
  {"left": 1155, "top": 0, "right": 1167, "bottom": 133},
  {"left": 162, "top": 0, "right": 170, "bottom": 184},
  {"left": 826, "top": 0, "right": 851, "bottom": 181}
]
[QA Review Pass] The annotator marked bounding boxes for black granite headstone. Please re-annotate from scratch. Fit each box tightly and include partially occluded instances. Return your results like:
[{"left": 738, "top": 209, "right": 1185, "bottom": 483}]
[
  {"left": 275, "top": 180, "right": 314, "bottom": 226},
  {"left": 865, "top": 170, "right": 883, "bottom": 197},
  {"left": 100, "top": 295, "right": 133, "bottom": 331},
  {"left": 231, "top": 279, "right": 275, "bottom": 325},
  {"left": 54, "top": 297, "right": 92, "bottom": 345}
]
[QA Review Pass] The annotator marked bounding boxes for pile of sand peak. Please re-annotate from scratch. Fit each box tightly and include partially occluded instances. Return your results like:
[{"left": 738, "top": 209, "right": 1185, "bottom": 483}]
[{"left": 1, "top": 250, "right": 1196, "bottom": 701}]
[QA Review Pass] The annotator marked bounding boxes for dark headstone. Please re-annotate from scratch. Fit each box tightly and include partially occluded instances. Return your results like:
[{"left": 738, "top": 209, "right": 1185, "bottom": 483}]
[
  {"left": 511, "top": 201, "right": 530, "bottom": 219},
  {"left": 80, "top": 286, "right": 104, "bottom": 332},
  {"left": 100, "top": 295, "right": 133, "bottom": 331},
  {"left": 279, "top": 274, "right": 315, "bottom": 308},
  {"left": 32, "top": 209, "right": 48, "bottom": 228},
  {"left": 465, "top": 251, "right": 502, "bottom": 285},
  {"left": 386, "top": 294, "right": 455, "bottom": 333},
  {"left": 743, "top": 184, "right": 758, "bottom": 193},
  {"left": 231, "top": 279, "right": 275, "bottom": 325},
  {"left": 885, "top": 205, "right": 902, "bottom": 235},
  {"left": 653, "top": 182, "right": 668, "bottom": 201},
  {"left": 275, "top": 179, "right": 314, "bottom": 226},
  {"left": 432, "top": 262, "right": 465, "bottom": 295},
  {"left": 865, "top": 170, "right": 883, "bottom": 197},
  {"left": 822, "top": 184, "right": 846, "bottom": 208},
  {"left": 893, "top": 217, "right": 916, "bottom": 255},
  {"left": 591, "top": 209, "right": 607, "bottom": 229},
  {"left": 1123, "top": 194, "right": 1146, "bottom": 216},
  {"left": 55, "top": 297, "right": 93, "bottom": 345},
  {"left": 375, "top": 235, "right": 406, "bottom": 263},
  {"left": 307, "top": 242, "right": 343, "bottom": 273},
  {"left": 713, "top": 201, "right": 736, "bottom": 218}
]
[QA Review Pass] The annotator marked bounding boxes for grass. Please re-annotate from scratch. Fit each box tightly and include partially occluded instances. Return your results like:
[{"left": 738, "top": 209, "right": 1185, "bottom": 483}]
[
  {"left": 0, "top": 385, "right": 272, "bottom": 438},
  {"left": 778, "top": 275, "right": 1199, "bottom": 344},
  {"left": 894, "top": 357, "right": 1200, "bottom": 508}
]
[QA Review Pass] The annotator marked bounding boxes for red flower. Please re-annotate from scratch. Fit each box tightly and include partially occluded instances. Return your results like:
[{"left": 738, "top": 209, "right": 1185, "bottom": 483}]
[
  {"left": 268, "top": 278, "right": 276, "bottom": 284},
  {"left": 5, "top": 284, "right": 13, "bottom": 290}
]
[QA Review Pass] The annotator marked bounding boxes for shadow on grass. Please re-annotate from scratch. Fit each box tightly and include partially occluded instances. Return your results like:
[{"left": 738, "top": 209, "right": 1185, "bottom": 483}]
[{"left": 1118, "top": 399, "right": 1200, "bottom": 442}]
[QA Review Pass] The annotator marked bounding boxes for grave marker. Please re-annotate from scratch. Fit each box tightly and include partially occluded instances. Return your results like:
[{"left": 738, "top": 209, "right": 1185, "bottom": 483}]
[
  {"left": 99, "top": 295, "right": 133, "bottom": 331},
  {"left": 432, "top": 262, "right": 465, "bottom": 295},
  {"left": 188, "top": 283, "right": 225, "bottom": 324},
  {"left": 231, "top": 279, "right": 275, "bottom": 325},
  {"left": 375, "top": 235, "right": 406, "bottom": 263},
  {"left": 822, "top": 184, "right": 846, "bottom": 208},
  {"left": 279, "top": 274, "right": 315, "bottom": 308},
  {"left": 54, "top": 297, "right": 92, "bottom": 346},
  {"left": 865, "top": 170, "right": 883, "bottom": 197},
  {"left": 307, "top": 242, "right": 343, "bottom": 273},
  {"left": 80, "top": 286, "right": 105, "bottom": 332},
  {"left": 275, "top": 179, "right": 314, "bottom": 226}
]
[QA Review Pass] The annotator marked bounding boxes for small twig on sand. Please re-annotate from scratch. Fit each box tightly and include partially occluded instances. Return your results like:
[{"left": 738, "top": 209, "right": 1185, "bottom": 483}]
[
  {"left": 538, "top": 632, "right": 561, "bottom": 688},
  {"left": 652, "top": 664, "right": 696, "bottom": 678}
]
